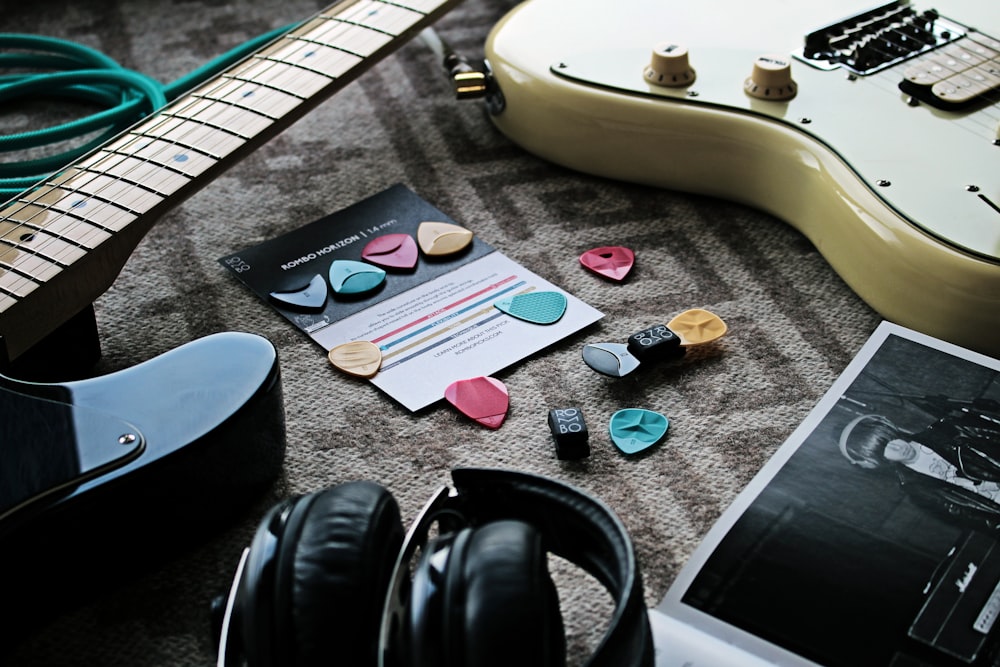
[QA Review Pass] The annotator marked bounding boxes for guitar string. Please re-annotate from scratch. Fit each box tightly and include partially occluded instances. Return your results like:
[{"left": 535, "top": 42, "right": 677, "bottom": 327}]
[
  {"left": 0, "top": 0, "right": 438, "bottom": 300},
  {"left": 3, "top": 1, "right": 994, "bottom": 301},
  {"left": 0, "top": 0, "right": 415, "bottom": 268},
  {"left": 834, "top": 12, "right": 1000, "bottom": 107},
  {"left": 881, "top": 21, "right": 1000, "bottom": 112}
]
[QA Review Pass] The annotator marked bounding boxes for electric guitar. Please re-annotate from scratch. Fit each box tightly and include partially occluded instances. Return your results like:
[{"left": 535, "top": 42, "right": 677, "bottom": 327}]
[
  {"left": 0, "top": 0, "right": 459, "bottom": 638},
  {"left": 483, "top": 0, "right": 1000, "bottom": 358}
]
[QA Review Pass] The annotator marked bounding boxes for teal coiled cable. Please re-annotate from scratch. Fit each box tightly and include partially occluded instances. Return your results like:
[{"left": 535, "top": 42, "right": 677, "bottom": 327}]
[{"left": 0, "top": 25, "right": 294, "bottom": 198}]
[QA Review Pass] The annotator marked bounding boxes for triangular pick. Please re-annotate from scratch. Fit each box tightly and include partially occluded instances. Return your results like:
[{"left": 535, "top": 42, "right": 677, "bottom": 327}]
[
  {"left": 609, "top": 408, "right": 669, "bottom": 454},
  {"left": 328, "top": 340, "right": 382, "bottom": 378},
  {"left": 444, "top": 376, "right": 509, "bottom": 429},
  {"left": 667, "top": 308, "right": 728, "bottom": 346},
  {"left": 269, "top": 273, "right": 328, "bottom": 311},
  {"left": 361, "top": 233, "right": 418, "bottom": 270},
  {"left": 494, "top": 291, "right": 568, "bottom": 325},
  {"left": 582, "top": 343, "right": 641, "bottom": 377},
  {"left": 328, "top": 259, "right": 386, "bottom": 295},
  {"left": 417, "top": 221, "right": 474, "bottom": 257},
  {"left": 579, "top": 246, "right": 635, "bottom": 281}
]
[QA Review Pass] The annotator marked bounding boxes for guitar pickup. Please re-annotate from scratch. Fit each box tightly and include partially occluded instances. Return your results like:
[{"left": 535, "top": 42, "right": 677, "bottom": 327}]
[{"left": 899, "top": 33, "right": 1000, "bottom": 109}]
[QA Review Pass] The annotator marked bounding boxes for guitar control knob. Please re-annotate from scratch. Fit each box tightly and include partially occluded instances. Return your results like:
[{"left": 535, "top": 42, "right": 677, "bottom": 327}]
[
  {"left": 744, "top": 54, "right": 797, "bottom": 100},
  {"left": 643, "top": 42, "right": 696, "bottom": 87}
]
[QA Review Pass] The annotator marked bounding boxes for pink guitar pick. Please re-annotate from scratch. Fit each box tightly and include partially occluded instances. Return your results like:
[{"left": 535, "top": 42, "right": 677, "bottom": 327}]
[
  {"left": 361, "top": 233, "right": 418, "bottom": 270},
  {"left": 579, "top": 246, "right": 635, "bottom": 281},
  {"left": 444, "top": 376, "right": 509, "bottom": 429}
]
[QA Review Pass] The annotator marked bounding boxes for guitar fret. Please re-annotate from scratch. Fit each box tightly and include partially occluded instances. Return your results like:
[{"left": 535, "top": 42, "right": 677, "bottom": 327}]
[
  {"left": 106, "top": 135, "right": 218, "bottom": 178},
  {"left": 227, "top": 57, "right": 333, "bottom": 100},
  {"left": 138, "top": 116, "right": 245, "bottom": 159},
  {"left": 334, "top": 0, "right": 423, "bottom": 36},
  {"left": 55, "top": 169, "right": 164, "bottom": 215},
  {"left": 0, "top": 230, "right": 85, "bottom": 267},
  {"left": 300, "top": 15, "right": 393, "bottom": 57},
  {"left": 164, "top": 97, "right": 273, "bottom": 140},
  {"left": 0, "top": 251, "right": 60, "bottom": 296},
  {"left": 76, "top": 154, "right": 191, "bottom": 197},
  {"left": 8, "top": 204, "right": 111, "bottom": 249},
  {"left": 0, "top": 291, "right": 16, "bottom": 313},
  {"left": 0, "top": 201, "right": 113, "bottom": 249},
  {"left": 390, "top": 0, "right": 449, "bottom": 12},
  {"left": 259, "top": 40, "right": 364, "bottom": 81},
  {"left": 191, "top": 77, "right": 304, "bottom": 121},
  {"left": 29, "top": 186, "right": 137, "bottom": 233}
]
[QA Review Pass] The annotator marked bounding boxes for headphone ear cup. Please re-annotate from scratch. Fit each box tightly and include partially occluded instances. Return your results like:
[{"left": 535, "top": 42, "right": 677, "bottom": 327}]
[
  {"left": 239, "top": 499, "right": 296, "bottom": 667},
  {"left": 446, "top": 520, "right": 565, "bottom": 667},
  {"left": 274, "top": 481, "right": 405, "bottom": 667}
]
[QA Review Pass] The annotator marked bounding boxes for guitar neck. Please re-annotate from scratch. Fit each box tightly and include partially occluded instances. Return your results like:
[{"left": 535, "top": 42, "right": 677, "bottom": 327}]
[{"left": 0, "top": 0, "right": 459, "bottom": 367}]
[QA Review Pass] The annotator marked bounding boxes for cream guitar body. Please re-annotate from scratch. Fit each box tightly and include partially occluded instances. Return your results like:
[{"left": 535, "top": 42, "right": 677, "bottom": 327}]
[{"left": 484, "top": 0, "right": 1000, "bottom": 357}]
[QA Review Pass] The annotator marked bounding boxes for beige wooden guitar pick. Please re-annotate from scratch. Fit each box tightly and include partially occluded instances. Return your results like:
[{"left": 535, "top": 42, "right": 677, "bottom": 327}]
[
  {"left": 328, "top": 340, "right": 382, "bottom": 378},
  {"left": 417, "top": 221, "right": 474, "bottom": 256}
]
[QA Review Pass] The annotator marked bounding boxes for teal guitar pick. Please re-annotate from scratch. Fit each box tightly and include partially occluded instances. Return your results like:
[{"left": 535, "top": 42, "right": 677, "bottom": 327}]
[
  {"left": 494, "top": 291, "right": 567, "bottom": 325},
  {"left": 609, "top": 408, "right": 669, "bottom": 454},
  {"left": 328, "top": 260, "right": 386, "bottom": 295}
]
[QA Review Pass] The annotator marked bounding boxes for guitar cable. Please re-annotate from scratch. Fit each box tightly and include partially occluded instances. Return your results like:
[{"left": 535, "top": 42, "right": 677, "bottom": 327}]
[
  {"left": 0, "top": 23, "right": 497, "bottom": 200},
  {"left": 0, "top": 26, "right": 293, "bottom": 198}
]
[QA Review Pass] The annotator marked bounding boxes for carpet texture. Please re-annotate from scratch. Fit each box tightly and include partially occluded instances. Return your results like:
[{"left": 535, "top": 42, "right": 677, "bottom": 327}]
[{"left": 2, "top": 0, "right": 881, "bottom": 664}]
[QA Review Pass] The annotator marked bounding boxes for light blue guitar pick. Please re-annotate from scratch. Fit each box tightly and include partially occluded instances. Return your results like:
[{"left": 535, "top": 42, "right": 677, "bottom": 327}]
[
  {"left": 328, "top": 260, "right": 386, "bottom": 295},
  {"left": 269, "top": 273, "right": 328, "bottom": 311},
  {"left": 582, "top": 343, "right": 640, "bottom": 377},
  {"left": 494, "top": 291, "right": 567, "bottom": 325},
  {"left": 609, "top": 408, "right": 669, "bottom": 454}
]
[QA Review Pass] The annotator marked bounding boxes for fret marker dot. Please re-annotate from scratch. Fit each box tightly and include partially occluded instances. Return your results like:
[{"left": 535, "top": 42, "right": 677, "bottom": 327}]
[
  {"left": 174, "top": 154, "right": 189, "bottom": 163},
  {"left": 242, "top": 90, "right": 255, "bottom": 98},
  {"left": 20, "top": 233, "right": 35, "bottom": 242},
  {"left": 71, "top": 200, "right": 86, "bottom": 209}
]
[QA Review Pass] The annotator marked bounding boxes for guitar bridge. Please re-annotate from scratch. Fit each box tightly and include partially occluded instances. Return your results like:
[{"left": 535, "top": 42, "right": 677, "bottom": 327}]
[
  {"left": 798, "top": 1, "right": 965, "bottom": 76},
  {"left": 797, "top": 1, "right": 1000, "bottom": 110}
]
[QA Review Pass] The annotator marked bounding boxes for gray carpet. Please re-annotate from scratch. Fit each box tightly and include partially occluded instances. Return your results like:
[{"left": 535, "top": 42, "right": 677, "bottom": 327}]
[{"left": 3, "top": 0, "right": 881, "bottom": 664}]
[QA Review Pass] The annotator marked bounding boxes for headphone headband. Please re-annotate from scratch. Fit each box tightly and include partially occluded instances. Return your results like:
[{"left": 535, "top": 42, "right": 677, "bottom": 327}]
[{"left": 379, "top": 468, "right": 652, "bottom": 667}]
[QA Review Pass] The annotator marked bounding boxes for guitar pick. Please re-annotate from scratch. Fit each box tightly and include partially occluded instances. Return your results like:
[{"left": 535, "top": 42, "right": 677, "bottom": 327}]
[
  {"left": 328, "top": 340, "right": 382, "bottom": 378},
  {"left": 667, "top": 308, "right": 727, "bottom": 346},
  {"left": 361, "top": 233, "right": 418, "bottom": 270},
  {"left": 328, "top": 259, "right": 386, "bottom": 295},
  {"left": 579, "top": 246, "right": 635, "bottom": 281},
  {"left": 417, "top": 221, "right": 474, "bottom": 257},
  {"left": 582, "top": 342, "right": 641, "bottom": 377},
  {"left": 609, "top": 408, "right": 669, "bottom": 455},
  {"left": 444, "top": 376, "right": 509, "bottom": 429},
  {"left": 494, "top": 291, "right": 567, "bottom": 325},
  {"left": 268, "top": 273, "right": 328, "bottom": 311}
]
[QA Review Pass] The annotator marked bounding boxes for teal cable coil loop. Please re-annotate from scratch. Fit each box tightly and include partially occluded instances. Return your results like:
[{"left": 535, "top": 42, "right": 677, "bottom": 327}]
[{"left": 0, "top": 26, "right": 293, "bottom": 198}]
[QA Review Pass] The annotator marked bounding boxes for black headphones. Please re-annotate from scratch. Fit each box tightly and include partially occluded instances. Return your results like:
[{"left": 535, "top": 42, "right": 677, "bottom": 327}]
[{"left": 214, "top": 467, "right": 654, "bottom": 667}]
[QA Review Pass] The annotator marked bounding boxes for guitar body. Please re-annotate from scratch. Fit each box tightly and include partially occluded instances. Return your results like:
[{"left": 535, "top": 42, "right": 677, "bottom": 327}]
[
  {"left": 0, "top": 331, "right": 285, "bottom": 642},
  {"left": 484, "top": 0, "right": 1000, "bottom": 358}
]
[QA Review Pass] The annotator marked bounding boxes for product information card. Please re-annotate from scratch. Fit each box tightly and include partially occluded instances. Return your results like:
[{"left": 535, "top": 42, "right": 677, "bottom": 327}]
[{"left": 219, "top": 184, "right": 603, "bottom": 411}]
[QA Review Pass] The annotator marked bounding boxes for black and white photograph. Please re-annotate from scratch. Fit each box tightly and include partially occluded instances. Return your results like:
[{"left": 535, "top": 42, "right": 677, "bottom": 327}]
[{"left": 659, "top": 322, "right": 1000, "bottom": 667}]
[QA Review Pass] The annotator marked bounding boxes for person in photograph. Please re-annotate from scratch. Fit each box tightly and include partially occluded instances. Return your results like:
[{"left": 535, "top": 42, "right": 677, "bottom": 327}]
[{"left": 838, "top": 398, "right": 1000, "bottom": 527}]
